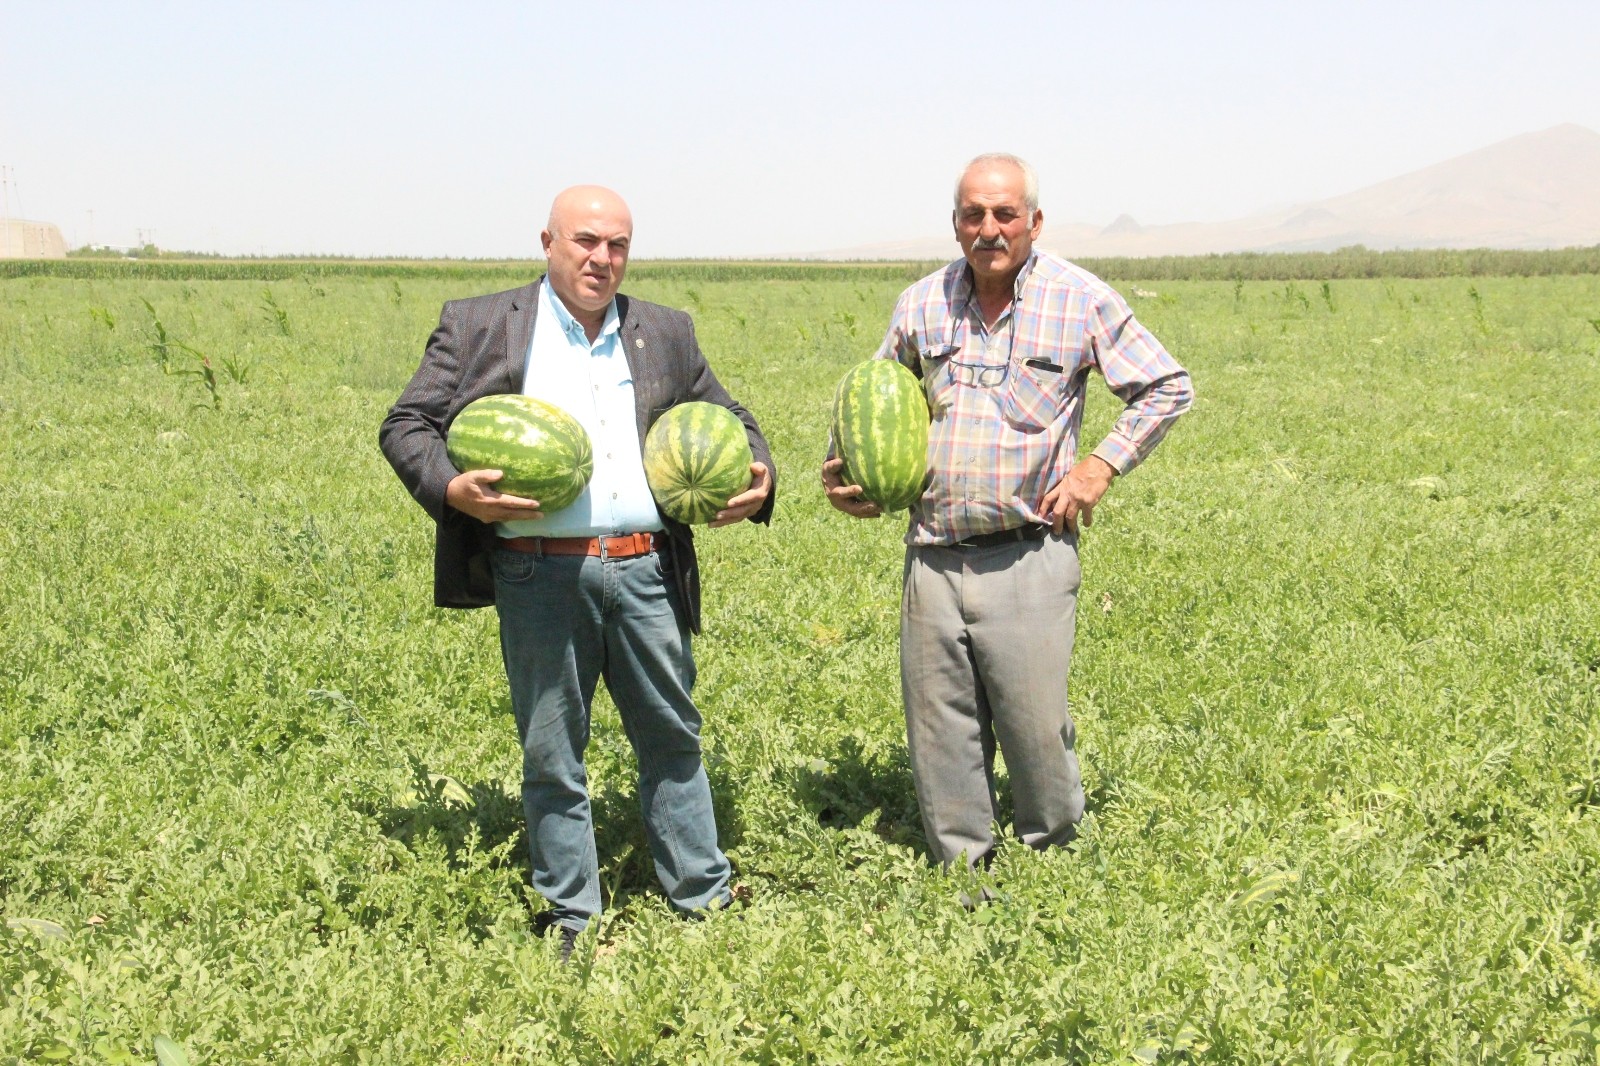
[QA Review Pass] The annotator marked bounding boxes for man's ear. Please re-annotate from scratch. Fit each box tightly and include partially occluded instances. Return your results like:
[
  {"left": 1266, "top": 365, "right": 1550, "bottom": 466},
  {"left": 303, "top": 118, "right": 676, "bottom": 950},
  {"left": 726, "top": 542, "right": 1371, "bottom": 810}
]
[
  {"left": 1029, "top": 210, "right": 1044, "bottom": 240},
  {"left": 540, "top": 229, "right": 554, "bottom": 256}
]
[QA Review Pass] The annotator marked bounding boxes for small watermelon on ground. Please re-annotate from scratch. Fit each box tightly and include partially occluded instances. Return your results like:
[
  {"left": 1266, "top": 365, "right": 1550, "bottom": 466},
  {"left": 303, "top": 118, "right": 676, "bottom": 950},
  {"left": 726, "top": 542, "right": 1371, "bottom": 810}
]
[
  {"left": 832, "top": 358, "right": 929, "bottom": 512},
  {"left": 643, "top": 402, "right": 754, "bottom": 525},
  {"left": 446, "top": 394, "right": 594, "bottom": 512}
]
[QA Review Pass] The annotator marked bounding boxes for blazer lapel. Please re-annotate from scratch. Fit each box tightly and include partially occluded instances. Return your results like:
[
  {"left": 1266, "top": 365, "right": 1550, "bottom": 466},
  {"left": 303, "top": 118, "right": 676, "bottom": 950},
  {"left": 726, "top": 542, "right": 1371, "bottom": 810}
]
[
  {"left": 502, "top": 279, "right": 543, "bottom": 394},
  {"left": 619, "top": 294, "right": 656, "bottom": 443}
]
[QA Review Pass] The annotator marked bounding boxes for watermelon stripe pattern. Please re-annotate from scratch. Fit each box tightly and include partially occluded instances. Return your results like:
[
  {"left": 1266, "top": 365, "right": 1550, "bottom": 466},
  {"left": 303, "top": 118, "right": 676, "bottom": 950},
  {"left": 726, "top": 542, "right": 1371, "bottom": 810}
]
[
  {"left": 446, "top": 394, "right": 593, "bottom": 513},
  {"left": 643, "top": 402, "right": 754, "bottom": 525},
  {"left": 832, "top": 359, "right": 929, "bottom": 512}
]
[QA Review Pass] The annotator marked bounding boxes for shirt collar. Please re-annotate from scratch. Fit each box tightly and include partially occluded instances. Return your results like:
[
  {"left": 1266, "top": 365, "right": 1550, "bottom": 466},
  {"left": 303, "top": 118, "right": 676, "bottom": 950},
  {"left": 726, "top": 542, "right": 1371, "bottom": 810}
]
[
  {"left": 954, "top": 251, "right": 1038, "bottom": 307},
  {"left": 540, "top": 278, "right": 620, "bottom": 344}
]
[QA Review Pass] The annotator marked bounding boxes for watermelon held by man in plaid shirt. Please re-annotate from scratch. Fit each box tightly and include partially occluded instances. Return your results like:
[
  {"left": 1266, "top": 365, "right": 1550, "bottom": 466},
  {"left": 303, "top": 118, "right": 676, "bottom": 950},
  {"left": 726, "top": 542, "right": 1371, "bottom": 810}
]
[
  {"left": 446, "top": 394, "right": 594, "bottom": 512},
  {"left": 643, "top": 401, "right": 754, "bottom": 525},
  {"left": 832, "top": 359, "right": 930, "bottom": 512}
]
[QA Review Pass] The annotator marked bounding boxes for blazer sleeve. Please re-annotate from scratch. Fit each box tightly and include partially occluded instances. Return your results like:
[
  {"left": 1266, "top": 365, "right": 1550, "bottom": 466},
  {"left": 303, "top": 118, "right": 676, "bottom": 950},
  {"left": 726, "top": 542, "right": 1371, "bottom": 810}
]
[
  {"left": 379, "top": 301, "right": 470, "bottom": 522},
  {"left": 677, "top": 317, "right": 778, "bottom": 525}
]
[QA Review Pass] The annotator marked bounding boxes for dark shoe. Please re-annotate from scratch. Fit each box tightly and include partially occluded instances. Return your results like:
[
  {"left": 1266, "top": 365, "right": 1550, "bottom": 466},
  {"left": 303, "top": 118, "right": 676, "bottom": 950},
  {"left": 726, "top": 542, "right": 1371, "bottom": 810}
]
[
  {"left": 533, "top": 912, "right": 582, "bottom": 963},
  {"left": 959, "top": 886, "right": 1003, "bottom": 912},
  {"left": 557, "top": 926, "right": 579, "bottom": 964}
]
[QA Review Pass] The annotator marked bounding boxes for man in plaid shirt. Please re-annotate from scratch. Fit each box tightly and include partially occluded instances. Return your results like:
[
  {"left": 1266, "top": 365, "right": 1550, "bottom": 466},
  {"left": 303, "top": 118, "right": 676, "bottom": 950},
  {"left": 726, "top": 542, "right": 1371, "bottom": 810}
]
[{"left": 823, "top": 153, "right": 1193, "bottom": 870}]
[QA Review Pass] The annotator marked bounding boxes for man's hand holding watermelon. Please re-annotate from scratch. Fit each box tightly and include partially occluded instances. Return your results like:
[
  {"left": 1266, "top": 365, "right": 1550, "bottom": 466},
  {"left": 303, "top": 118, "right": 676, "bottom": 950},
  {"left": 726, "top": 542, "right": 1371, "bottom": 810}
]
[
  {"left": 708, "top": 461, "right": 772, "bottom": 528},
  {"left": 819, "top": 457, "right": 881, "bottom": 520},
  {"left": 444, "top": 468, "right": 547, "bottom": 524}
]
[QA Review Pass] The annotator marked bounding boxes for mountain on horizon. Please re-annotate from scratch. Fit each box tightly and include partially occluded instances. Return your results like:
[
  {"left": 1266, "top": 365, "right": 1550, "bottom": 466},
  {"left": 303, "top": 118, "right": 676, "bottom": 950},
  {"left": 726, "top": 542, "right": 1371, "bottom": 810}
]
[{"left": 815, "top": 124, "right": 1600, "bottom": 260}]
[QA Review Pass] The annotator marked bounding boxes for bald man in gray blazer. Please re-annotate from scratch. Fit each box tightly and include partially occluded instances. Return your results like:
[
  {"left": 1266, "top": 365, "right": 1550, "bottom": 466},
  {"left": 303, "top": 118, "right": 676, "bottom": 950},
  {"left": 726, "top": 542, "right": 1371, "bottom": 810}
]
[{"left": 381, "top": 186, "right": 775, "bottom": 958}]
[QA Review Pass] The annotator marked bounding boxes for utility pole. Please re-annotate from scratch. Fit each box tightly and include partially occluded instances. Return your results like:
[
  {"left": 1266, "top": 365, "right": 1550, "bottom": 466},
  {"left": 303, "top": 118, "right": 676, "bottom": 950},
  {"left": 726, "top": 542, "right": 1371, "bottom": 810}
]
[{"left": 1, "top": 166, "right": 26, "bottom": 220}]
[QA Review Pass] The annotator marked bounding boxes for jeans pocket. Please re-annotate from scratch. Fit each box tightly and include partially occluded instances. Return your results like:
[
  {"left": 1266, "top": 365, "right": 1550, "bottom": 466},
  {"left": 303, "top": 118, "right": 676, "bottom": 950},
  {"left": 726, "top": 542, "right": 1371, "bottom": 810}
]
[
  {"left": 492, "top": 547, "right": 541, "bottom": 584},
  {"left": 1002, "top": 361, "right": 1064, "bottom": 432}
]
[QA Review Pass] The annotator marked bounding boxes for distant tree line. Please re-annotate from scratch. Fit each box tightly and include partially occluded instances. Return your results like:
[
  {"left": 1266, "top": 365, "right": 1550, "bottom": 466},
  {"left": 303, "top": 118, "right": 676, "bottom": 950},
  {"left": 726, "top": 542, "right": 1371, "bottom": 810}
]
[
  {"left": 1071, "top": 244, "right": 1600, "bottom": 281},
  {"left": 10, "top": 244, "right": 1600, "bottom": 282}
]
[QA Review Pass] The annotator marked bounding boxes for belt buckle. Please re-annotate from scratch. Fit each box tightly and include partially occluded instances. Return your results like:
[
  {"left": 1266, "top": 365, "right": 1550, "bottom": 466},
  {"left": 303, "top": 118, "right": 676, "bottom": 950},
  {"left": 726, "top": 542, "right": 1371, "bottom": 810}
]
[
  {"left": 597, "top": 533, "right": 638, "bottom": 560},
  {"left": 596, "top": 532, "right": 652, "bottom": 560}
]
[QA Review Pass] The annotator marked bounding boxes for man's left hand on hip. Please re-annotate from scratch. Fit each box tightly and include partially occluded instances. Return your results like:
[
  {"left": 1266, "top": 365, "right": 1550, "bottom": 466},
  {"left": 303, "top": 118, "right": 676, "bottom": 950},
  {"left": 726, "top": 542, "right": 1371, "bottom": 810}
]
[{"left": 1041, "top": 455, "right": 1117, "bottom": 534}]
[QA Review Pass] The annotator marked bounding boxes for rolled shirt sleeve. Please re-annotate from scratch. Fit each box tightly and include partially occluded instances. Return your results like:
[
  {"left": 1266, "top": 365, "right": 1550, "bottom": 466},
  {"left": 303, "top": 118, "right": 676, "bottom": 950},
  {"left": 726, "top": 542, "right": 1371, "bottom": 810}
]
[{"left": 1085, "top": 289, "right": 1194, "bottom": 475}]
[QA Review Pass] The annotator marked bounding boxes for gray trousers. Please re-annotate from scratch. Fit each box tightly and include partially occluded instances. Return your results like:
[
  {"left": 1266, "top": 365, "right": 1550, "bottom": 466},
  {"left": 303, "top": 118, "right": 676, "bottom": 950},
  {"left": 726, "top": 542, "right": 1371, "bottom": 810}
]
[{"left": 901, "top": 532, "right": 1085, "bottom": 867}]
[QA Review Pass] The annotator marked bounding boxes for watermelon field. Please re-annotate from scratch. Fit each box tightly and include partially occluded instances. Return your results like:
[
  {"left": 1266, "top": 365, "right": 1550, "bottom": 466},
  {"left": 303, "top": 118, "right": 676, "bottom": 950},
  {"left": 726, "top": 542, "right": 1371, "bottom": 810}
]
[{"left": 3, "top": 260, "right": 1599, "bottom": 1062}]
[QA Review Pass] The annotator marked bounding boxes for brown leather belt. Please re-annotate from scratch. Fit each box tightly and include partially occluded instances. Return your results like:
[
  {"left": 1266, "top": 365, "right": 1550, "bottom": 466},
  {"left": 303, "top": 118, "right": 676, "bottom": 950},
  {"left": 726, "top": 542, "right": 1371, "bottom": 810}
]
[{"left": 497, "top": 532, "right": 660, "bottom": 558}]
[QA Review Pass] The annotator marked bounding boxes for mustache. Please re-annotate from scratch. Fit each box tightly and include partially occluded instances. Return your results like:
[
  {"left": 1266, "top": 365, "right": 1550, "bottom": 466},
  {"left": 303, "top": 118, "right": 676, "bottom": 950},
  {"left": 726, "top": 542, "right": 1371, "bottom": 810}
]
[{"left": 972, "top": 234, "right": 1010, "bottom": 251}]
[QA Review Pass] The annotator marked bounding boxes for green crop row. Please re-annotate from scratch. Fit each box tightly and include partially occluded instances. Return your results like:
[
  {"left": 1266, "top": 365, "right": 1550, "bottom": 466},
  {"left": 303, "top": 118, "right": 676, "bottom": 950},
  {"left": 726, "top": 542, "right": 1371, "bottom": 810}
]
[
  {"left": 1, "top": 258, "right": 946, "bottom": 286},
  {"left": 7, "top": 242, "right": 1600, "bottom": 284}
]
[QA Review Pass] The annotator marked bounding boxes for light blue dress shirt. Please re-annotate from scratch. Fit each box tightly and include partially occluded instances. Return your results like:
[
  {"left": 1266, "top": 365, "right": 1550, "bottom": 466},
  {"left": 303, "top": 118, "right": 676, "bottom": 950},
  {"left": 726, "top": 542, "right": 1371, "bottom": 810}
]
[{"left": 497, "top": 282, "right": 663, "bottom": 539}]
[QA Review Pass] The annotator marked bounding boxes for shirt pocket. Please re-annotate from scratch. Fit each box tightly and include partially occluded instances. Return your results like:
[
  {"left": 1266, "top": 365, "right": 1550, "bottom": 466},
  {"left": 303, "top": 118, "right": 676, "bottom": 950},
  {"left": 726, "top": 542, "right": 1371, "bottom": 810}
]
[
  {"left": 1001, "top": 358, "right": 1067, "bottom": 432},
  {"left": 915, "top": 338, "right": 959, "bottom": 414}
]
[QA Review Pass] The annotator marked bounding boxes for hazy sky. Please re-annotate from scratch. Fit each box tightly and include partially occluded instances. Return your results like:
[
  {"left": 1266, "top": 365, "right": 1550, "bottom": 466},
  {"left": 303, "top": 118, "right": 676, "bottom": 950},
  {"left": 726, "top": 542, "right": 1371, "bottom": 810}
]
[{"left": 4, "top": 1, "right": 1598, "bottom": 258}]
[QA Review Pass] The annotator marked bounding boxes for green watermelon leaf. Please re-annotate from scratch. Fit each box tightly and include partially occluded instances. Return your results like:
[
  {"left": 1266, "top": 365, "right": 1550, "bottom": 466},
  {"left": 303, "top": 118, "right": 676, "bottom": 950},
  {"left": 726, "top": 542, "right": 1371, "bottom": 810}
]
[{"left": 154, "top": 1034, "right": 191, "bottom": 1066}]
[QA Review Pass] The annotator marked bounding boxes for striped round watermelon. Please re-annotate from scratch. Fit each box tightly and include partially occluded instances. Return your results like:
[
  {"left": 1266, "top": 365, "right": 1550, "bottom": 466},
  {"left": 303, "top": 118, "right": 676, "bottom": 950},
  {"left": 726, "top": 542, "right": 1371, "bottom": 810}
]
[
  {"left": 643, "top": 402, "right": 753, "bottom": 525},
  {"left": 832, "top": 359, "right": 929, "bottom": 512},
  {"left": 446, "top": 394, "right": 593, "bottom": 512}
]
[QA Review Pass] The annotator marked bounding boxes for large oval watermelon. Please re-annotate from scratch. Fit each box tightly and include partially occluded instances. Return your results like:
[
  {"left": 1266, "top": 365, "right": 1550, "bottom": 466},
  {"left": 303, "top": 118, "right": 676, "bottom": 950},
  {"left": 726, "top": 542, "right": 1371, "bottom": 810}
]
[
  {"left": 832, "top": 359, "right": 929, "bottom": 512},
  {"left": 446, "top": 394, "right": 593, "bottom": 512},
  {"left": 643, "top": 402, "right": 753, "bottom": 525}
]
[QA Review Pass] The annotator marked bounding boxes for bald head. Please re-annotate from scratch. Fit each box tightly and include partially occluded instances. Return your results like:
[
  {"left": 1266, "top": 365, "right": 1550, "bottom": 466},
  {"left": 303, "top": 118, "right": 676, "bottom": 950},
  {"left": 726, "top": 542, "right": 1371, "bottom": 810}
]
[
  {"left": 546, "top": 185, "right": 633, "bottom": 240},
  {"left": 541, "top": 185, "right": 633, "bottom": 334}
]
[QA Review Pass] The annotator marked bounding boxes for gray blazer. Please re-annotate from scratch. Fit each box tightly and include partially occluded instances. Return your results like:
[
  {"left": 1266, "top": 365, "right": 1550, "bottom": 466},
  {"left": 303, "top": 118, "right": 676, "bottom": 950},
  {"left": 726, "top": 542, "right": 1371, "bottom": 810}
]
[{"left": 379, "top": 279, "right": 777, "bottom": 633}]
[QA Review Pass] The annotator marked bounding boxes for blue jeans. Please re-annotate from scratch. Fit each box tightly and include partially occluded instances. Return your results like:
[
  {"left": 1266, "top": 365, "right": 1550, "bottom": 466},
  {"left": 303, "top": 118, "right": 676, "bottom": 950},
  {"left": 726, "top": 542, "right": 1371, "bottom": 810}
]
[{"left": 492, "top": 545, "right": 731, "bottom": 932}]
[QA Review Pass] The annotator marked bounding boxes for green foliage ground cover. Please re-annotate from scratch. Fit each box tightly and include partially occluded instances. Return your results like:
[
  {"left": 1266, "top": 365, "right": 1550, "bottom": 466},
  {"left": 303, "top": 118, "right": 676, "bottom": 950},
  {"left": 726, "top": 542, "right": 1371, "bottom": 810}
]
[{"left": 2, "top": 267, "right": 1598, "bottom": 1062}]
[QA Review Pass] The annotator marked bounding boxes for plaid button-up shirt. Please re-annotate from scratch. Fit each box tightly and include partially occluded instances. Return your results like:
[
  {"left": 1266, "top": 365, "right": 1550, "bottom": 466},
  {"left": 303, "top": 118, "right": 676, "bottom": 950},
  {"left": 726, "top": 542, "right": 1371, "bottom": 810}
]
[{"left": 875, "top": 251, "right": 1193, "bottom": 546}]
